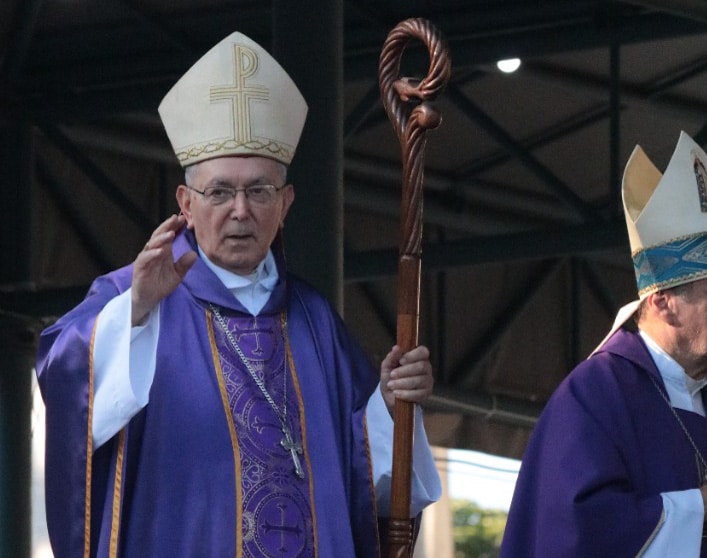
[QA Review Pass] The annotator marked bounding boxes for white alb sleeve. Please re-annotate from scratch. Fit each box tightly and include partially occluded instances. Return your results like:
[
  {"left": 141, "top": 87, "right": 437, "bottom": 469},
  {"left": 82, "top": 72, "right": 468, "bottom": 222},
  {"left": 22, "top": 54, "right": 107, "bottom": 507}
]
[
  {"left": 92, "top": 288, "right": 159, "bottom": 448},
  {"left": 367, "top": 385, "right": 442, "bottom": 517},
  {"left": 640, "top": 490, "right": 703, "bottom": 557}
]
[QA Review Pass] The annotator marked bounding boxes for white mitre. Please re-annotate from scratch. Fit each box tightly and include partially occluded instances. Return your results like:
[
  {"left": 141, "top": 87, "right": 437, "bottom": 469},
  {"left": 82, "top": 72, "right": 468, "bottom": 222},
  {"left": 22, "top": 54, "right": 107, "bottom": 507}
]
[
  {"left": 592, "top": 131, "right": 707, "bottom": 353},
  {"left": 158, "top": 32, "right": 308, "bottom": 167},
  {"left": 623, "top": 130, "right": 707, "bottom": 298}
]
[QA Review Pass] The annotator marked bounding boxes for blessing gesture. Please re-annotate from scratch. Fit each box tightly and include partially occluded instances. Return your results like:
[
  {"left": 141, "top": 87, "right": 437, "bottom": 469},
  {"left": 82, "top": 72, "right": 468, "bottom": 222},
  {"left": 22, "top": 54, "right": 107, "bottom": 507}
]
[{"left": 131, "top": 214, "right": 197, "bottom": 326}]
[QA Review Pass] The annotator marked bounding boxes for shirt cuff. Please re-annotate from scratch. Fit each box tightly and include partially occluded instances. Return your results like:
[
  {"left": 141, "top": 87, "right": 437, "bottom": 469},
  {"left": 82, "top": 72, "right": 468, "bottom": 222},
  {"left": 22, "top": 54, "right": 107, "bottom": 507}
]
[
  {"left": 641, "top": 489, "right": 704, "bottom": 557},
  {"left": 367, "top": 385, "right": 442, "bottom": 517},
  {"left": 92, "top": 288, "right": 159, "bottom": 447}
]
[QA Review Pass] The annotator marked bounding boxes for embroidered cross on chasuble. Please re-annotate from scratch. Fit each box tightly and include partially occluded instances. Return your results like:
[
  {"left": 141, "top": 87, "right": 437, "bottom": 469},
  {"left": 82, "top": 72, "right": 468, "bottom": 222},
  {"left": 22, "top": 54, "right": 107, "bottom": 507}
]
[{"left": 212, "top": 312, "right": 315, "bottom": 557}]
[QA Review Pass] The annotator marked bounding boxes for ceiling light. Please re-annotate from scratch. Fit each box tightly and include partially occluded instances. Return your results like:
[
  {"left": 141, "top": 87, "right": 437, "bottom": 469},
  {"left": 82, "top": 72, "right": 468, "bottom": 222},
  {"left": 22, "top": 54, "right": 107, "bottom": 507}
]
[{"left": 496, "top": 58, "right": 521, "bottom": 73}]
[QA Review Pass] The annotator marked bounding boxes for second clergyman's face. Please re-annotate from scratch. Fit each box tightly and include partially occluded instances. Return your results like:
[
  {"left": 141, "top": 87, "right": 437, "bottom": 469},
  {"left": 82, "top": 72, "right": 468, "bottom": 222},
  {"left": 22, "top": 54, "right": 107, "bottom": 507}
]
[
  {"left": 667, "top": 278, "right": 707, "bottom": 379},
  {"left": 176, "top": 156, "right": 294, "bottom": 275}
]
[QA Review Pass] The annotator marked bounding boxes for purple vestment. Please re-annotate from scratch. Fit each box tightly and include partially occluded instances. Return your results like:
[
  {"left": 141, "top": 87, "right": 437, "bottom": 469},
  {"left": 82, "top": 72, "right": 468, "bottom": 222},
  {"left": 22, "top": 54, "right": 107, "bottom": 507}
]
[
  {"left": 501, "top": 328, "right": 707, "bottom": 557},
  {"left": 214, "top": 312, "right": 314, "bottom": 556},
  {"left": 36, "top": 229, "right": 385, "bottom": 558}
]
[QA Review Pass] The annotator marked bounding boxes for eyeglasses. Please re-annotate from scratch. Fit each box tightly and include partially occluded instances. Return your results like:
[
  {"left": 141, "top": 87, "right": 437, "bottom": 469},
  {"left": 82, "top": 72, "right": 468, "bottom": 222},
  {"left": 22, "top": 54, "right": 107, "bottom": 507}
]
[{"left": 187, "top": 184, "right": 285, "bottom": 206}]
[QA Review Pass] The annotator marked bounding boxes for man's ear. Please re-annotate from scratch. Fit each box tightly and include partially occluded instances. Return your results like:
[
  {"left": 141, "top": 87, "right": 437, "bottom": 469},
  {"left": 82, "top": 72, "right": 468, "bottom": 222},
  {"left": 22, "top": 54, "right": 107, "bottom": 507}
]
[
  {"left": 649, "top": 290, "right": 679, "bottom": 326},
  {"left": 279, "top": 184, "right": 295, "bottom": 229},
  {"left": 176, "top": 185, "right": 195, "bottom": 229}
]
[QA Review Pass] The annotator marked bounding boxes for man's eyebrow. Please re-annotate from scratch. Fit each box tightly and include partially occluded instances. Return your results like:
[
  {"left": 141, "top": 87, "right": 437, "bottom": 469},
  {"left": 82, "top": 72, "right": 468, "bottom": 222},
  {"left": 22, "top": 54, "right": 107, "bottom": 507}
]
[
  {"left": 206, "top": 176, "right": 274, "bottom": 187},
  {"left": 205, "top": 177, "right": 234, "bottom": 187}
]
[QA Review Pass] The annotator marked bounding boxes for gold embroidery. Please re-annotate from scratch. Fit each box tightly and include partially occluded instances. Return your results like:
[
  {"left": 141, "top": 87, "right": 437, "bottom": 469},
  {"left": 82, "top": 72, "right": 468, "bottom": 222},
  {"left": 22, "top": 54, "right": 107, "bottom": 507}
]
[
  {"left": 281, "top": 314, "right": 319, "bottom": 557},
  {"left": 210, "top": 44, "right": 269, "bottom": 146},
  {"left": 207, "top": 309, "right": 244, "bottom": 558},
  {"left": 177, "top": 139, "right": 292, "bottom": 164},
  {"left": 362, "top": 411, "right": 382, "bottom": 558},
  {"left": 85, "top": 322, "right": 98, "bottom": 558},
  {"left": 693, "top": 153, "right": 707, "bottom": 212},
  {"left": 635, "top": 509, "right": 665, "bottom": 557},
  {"left": 109, "top": 430, "right": 126, "bottom": 558}
]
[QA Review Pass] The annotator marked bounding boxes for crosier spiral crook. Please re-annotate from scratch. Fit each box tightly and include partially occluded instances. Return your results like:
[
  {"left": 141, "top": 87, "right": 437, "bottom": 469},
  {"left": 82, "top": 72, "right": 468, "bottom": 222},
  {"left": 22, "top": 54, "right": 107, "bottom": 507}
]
[{"left": 379, "top": 18, "right": 451, "bottom": 257}]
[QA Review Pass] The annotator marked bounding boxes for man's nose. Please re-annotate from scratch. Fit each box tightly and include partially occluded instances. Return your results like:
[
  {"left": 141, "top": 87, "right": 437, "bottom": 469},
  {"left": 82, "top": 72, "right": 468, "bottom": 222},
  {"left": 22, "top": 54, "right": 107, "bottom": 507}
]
[{"left": 229, "top": 189, "right": 250, "bottom": 217}]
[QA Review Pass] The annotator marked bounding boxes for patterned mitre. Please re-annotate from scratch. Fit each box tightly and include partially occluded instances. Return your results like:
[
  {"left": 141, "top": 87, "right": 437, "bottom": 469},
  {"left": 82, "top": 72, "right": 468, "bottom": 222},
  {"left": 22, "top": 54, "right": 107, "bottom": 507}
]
[
  {"left": 158, "top": 32, "right": 308, "bottom": 167},
  {"left": 623, "top": 130, "right": 707, "bottom": 298}
]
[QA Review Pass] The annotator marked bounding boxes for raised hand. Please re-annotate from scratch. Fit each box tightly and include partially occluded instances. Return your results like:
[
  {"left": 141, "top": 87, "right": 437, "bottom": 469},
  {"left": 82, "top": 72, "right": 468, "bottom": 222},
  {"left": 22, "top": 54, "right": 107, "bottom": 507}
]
[{"left": 131, "top": 214, "right": 197, "bottom": 325}]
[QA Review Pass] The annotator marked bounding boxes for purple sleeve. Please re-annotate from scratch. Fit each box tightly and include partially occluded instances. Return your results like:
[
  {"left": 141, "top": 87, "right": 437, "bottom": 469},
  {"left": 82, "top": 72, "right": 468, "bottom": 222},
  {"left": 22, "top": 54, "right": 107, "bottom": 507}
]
[
  {"left": 36, "top": 266, "right": 133, "bottom": 557},
  {"left": 501, "top": 357, "right": 665, "bottom": 558}
]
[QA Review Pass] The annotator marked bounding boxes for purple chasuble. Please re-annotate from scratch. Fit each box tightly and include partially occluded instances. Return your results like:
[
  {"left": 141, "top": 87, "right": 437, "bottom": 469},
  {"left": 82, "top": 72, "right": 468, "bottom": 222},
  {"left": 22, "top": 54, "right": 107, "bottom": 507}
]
[
  {"left": 501, "top": 328, "right": 707, "bottom": 557},
  {"left": 36, "top": 229, "right": 384, "bottom": 558},
  {"left": 212, "top": 312, "right": 314, "bottom": 557}
]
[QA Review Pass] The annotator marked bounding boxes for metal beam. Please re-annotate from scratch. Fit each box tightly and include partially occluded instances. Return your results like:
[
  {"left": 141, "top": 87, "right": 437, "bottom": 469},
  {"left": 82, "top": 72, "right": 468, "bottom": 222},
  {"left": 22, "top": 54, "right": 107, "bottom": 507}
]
[
  {"left": 36, "top": 159, "right": 116, "bottom": 271},
  {"left": 1, "top": 219, "right": 630, "bottom": 320},
  {"left": 447, "top": 85, "right": 601, "bottom": 223},
  {"left": 9, "top": 7, "right": 705, "bottom": 116},
  {"left": 343, "top": 83, "right": 381, "bottom": 143},
  {"left": 425, "top": 386, "right": 543, "bottom": 428},
  {"left": 627, "top": 0, "right": 707, "bottom": 22},
  {"left": 458, "top": 102, "right": 615, "bottom": 178},
  {"left": 345, "top": 153, "right": 572, "bottom": 223},
  {"left": 344, "top": 10, "right": 706, "bottom": 81},
  {"left": 58, "top": 121, "right": 176, "bottom": 165},
  {"left": 35, "top": 121, "right": 155, "bottom": 235},
  {"left": 581, "top": 259, "right": 623, "bottom": 320},
  {"left": 345, "top": 218, "right": 628, "bottom": 282},
  {"left": 447, "top": 260, "right": 562, "bottom": 386},
  {"left": 351, "top": 281, "right": 397, "bottom": 343},
  {"left": 345, "top": 179, "right": 560, "bottom": 237},
  {"left": 55, "top": 121, "right": 574, "bottom": 233},
  {"left": 525, "top": 58, "right": 707, "bottom": 122}
]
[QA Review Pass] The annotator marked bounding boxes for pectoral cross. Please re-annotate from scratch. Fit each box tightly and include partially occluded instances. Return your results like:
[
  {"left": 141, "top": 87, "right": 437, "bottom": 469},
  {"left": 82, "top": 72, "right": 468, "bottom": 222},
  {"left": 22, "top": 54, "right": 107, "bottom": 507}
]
[{"left": 280, "top": 426, "right": 304, "bottom": 479}]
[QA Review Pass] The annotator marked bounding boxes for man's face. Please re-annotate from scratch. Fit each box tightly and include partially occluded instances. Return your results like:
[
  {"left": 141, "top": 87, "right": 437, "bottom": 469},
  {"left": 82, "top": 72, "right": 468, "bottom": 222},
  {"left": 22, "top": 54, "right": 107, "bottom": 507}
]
[
  {"left": 669, "top": 278, "right": 707, "bottom": 377},
  {"left": 176, "top": 156, "right": 294, "bottom": 275}
]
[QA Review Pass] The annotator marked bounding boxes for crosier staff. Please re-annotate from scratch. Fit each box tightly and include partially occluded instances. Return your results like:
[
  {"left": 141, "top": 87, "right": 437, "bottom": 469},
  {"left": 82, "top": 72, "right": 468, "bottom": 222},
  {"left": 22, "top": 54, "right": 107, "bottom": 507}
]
[{"left": 378, "top": 17, "right": 451, "bottom": 558}]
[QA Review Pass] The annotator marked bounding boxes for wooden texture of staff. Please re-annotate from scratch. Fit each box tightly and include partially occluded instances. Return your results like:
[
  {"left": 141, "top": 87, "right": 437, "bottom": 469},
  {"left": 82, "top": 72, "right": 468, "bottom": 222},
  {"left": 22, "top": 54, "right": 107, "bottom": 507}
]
[{"left": 378, "top": 17, "right": 451, "bottom": 558}]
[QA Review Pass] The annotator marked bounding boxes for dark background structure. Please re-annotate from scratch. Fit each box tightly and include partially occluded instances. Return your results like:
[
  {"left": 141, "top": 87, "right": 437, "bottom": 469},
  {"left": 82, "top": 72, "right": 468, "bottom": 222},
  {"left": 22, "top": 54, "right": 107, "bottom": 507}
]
[{"left": 2, "top": 0, "right": 707, "bottom": 554}]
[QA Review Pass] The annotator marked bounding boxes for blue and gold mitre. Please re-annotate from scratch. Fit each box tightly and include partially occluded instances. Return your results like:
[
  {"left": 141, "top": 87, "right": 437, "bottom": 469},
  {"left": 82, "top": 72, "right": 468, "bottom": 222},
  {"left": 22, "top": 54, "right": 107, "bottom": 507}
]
[{"left": 623, "top": 131, "right": 707, "bottom": 297}]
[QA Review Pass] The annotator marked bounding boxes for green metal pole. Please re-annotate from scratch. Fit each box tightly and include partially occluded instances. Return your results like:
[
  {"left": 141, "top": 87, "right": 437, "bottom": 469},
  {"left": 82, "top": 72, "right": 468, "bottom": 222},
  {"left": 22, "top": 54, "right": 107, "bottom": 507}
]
[
  {"left": 272, "top": 0, "right": 344, "bottom": 313},
  {"left": 0, "top": 314, "right": 35, "bottom": 558},
  {"left": 0, "top": 112, "right": 34, "bottom": 558}
]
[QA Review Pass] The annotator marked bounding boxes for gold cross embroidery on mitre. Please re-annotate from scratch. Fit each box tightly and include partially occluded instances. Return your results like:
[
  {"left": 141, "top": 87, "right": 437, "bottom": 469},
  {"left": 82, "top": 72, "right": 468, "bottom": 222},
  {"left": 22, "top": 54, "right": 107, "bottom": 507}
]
[{"left": 210, "top": 44, "right": 270, "bottom": 145}]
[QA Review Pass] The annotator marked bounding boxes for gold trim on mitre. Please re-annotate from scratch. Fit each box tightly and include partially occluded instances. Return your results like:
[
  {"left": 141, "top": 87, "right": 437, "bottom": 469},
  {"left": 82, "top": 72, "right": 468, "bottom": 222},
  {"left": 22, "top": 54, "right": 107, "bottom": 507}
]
[
  {"left": 158, "top": 32, "right": 308, "bottom": 167},
  {"left": 622, "top": 131, "right": 707, "bottom": 298}
]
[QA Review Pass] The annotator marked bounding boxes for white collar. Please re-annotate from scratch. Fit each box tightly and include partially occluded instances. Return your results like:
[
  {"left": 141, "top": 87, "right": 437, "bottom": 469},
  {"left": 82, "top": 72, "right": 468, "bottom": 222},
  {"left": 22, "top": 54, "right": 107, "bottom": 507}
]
[
  {"left": 198, "top": 247, "right": 279, "bottom": 293},
  {"left": 639, "top": 330, "right": 707, "bottom": 398}
]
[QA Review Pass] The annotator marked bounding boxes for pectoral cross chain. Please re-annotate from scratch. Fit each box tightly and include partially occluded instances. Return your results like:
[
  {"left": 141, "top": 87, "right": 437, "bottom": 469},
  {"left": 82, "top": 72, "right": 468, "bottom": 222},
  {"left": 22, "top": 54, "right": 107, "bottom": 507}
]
[
  {"left": 281, "top": 426, "right": 304, "bottom": 479},
  {"left": 211, "top": 306, "right": 306, "bottom": 480}
]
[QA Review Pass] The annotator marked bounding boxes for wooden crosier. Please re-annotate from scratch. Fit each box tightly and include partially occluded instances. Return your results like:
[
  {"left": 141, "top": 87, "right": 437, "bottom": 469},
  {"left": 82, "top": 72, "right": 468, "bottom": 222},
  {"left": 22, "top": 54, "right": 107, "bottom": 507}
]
[{"left": 378, "top": 17, "right": 451, "bottom": 558}]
